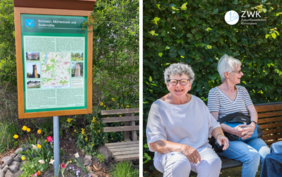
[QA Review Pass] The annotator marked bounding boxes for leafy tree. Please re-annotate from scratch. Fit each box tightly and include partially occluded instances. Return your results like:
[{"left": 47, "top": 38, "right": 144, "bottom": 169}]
[
  {"left": 0, "top": 0, "right": 16, "bottom": 87},
  {"left": 90, "top": 0, "right": 139, "bottom": 106},
  {"left": 143, "top": 0, "right": 282, "bottom": 169}
]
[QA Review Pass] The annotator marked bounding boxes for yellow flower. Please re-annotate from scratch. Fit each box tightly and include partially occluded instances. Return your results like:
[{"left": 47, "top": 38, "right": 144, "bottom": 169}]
[
  {"left": 85, "top": 137, "right": 88, "bottom": 141},
  {"left": 37, "top": 144, "right": 42, "bottom": 149},
  {"left": 21, "top": 156, "right": 26, "bottom": 161},
  {"left": 74, "top": 129, "right": 77, "bottom": 133},
  {"left": 126, "top": 105, "right": 130, "bottom": 108},
  {"left": 92, "top": 117, "right": 96, "bottom": 123},
  {"left": 22, "top": 126, "right": 27, "bottom": 131},
  {"left": 103, "top": 137, "right": 105, "bottom": 139},
  {"left": 111, "top": 138, "right": 113, "bottom": 140},
  {"left": 111, "top": 98, "right": 115, "bottom": 102},
  {"left": 69, "top": 160, "right": 72, "bottom": 163},
  {"left": 119, "top": 115, "right": 122, "bottom": 117},
  {"left": 97, "top": 130, "right": 100, "bottom": 133},
  {"left": 67, "top": 118, "right": 73, "bottom": 123},
  {"left": 45, "top": 140, "right": 47, "bottom": 142},
  {"left": 100, "top": 102, "right": 104, "bottom": 106},
  {"left": 13, "top": 134, "right": 19, "bottom": 139},
  {"left": 106, "top": 107, "right": 109, "bottom": 110},
  {"left": 37, "top": 129, "right": 41, "bottom": 134},
  {"left": 104, "top": 105, "right": 106, "bottom": 107},
  {"left": 27, "top": 128, "right": 31, "bottom": 132},
  {"left": 91, "top": 144, "right": 94, "bottom": 146},
  {"left": 106, "top": 140, "right": 108, "bottom": 143}
]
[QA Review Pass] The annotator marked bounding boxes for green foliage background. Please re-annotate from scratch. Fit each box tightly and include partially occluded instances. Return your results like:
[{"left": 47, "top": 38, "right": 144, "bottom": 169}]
[{"left": 143, "top": 0, "right": 282, "bottom": 167}]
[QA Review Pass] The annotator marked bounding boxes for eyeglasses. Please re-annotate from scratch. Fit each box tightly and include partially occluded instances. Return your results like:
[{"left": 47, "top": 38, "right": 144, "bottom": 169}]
[
  {"left": 168, "top": 79, "right": 190, "bottom": 86},
  {"left": 232, "top": 70, "right": 243, "bottom": 74}
]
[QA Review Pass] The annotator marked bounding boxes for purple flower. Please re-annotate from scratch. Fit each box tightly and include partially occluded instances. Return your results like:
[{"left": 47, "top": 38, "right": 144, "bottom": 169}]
[{"left": 23, "top": 148, "right": 25, "bottom": 151}]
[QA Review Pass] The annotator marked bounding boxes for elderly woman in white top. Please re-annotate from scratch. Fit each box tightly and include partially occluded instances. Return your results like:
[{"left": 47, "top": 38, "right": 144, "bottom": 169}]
[
  {"left": 207, "top": 54, "right": 270, "bottom": 177},
  {"left": 146, "top": 63, "right": 229, "bottom": 177}
]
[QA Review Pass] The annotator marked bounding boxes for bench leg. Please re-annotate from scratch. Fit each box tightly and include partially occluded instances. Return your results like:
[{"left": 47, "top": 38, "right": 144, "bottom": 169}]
[{"left": 124, "top": 113, "right": 131, "bottom": 142}]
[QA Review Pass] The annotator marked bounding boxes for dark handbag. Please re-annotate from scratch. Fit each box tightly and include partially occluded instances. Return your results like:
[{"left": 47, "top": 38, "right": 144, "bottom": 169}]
[
  {"left": 218, "top": 112, "right": 263, "bottom": 141},
  {"left": 211, "top": 112, "right": 263, "bottom": 152}
]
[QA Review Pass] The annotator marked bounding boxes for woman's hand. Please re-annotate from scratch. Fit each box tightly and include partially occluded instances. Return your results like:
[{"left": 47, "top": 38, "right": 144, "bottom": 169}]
[
  {"left": 232, "top": 124, "right": 248, "bottom": 137},
  {"left": 216, "top": 135, "right": 229, "bottom": 150},
  {"left": 241, "top": 123, "right": 256, "bottom": 140},
  {"left": 180, "top": 145, "right": 201, "bottom": 164}
]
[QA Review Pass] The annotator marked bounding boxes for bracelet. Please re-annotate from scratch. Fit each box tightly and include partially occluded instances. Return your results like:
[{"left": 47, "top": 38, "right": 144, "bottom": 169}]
[
  {"left": 216, "top": 133, "right": 223, "bottom": 138},
  {"left": 251, "top": 121, "right": 258, "bottom": 125}
]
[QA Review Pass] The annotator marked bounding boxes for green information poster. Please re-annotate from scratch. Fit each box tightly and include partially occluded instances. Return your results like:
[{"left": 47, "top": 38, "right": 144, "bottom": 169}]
[{"left": 21, "top": 14, "right": 88, "bottom": 113}]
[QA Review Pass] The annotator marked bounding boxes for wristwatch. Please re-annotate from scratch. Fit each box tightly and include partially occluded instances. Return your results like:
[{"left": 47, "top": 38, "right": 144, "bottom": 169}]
[{"left": 251, "top": 120, "right": 258, "bottom": 125}]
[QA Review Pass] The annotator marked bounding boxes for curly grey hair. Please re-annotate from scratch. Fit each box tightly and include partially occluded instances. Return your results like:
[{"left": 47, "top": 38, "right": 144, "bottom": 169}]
[
  {"left": 164, "top": 63, "right": 195, "bottom": 84},
  {"left": 218, "top": 54, "right": 241, "bottom": 82}
]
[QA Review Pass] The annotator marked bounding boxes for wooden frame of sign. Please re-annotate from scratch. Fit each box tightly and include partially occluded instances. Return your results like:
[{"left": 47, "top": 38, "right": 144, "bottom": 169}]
[{"left": 14, "top": 0, "right": 95, "bottom": 119}]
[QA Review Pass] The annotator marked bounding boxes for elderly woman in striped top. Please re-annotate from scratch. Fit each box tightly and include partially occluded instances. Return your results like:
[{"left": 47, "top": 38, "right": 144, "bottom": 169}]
[
  {"left": 147, "top": 63, "right": 229, "bottom": 177},
  {"left": 207, "top": 54, "right": 270, "bottom": 177}
]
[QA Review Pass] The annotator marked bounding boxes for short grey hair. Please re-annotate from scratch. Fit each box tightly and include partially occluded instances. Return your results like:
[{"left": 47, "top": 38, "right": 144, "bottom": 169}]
[
  {"left": 164, "top": 63, "right": 195, "bottom": 84},
  {"left": 218, "top": 54, "right": 241, "bottom": 82}
]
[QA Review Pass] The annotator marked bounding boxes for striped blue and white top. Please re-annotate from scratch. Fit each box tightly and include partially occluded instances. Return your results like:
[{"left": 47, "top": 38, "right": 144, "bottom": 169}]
[{"left": 207, "top": 85, "right": 253, "bottom": 119}]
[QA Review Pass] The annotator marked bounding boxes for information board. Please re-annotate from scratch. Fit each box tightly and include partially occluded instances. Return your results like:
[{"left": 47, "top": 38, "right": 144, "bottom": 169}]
[{"left": 14, "top": 8, "right": 93, "bottom": 118}]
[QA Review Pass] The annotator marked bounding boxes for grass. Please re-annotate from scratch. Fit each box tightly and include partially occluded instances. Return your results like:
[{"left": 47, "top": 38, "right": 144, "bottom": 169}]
[{"left": 110, "top": 161, "right": 139, "bottom": 177}]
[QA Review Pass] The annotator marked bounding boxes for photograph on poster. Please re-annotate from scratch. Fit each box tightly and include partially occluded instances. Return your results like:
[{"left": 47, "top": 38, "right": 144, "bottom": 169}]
[
  {"left": 71, "top": 52, "right": 83, "bottom": 61},
  {"left": 143, "top": 1, "right": 282, "bottom": 177},
  {"left": 71, "top": 62, "right": 83, "bottom": 77},
  {"left": 26, "top": 63, "right": 40, "bottom": 78},
  {"left": 26, "top": 52, "right": 40, "bottom": 61},
  {"left": 27, "top": 80, "right": 40, "bottom": 89}
]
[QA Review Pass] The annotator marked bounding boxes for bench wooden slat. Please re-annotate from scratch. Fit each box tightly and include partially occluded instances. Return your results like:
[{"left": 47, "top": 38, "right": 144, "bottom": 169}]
[
  {"left": 262, "top": 128, "right": 282, "bottom": 135},
  {"left": 101, "top": 116, "right": 139, "bottom": 123},
  {"left": 103, "top": 126, "right": 139, "bottom": 132},
  {"left": 255, "top": 102, "right": 282, "bottom": 112},
  {"left": 109, "top": 147, "right": 139, "bottom": 152},
  {"left": 112, "top": 150, "right": 139, "bottom": 156},
  {"left": 221, "top": 157, "right": 242, "bottom": 169},
  {"left": 107, "top": 144, "right": 139, "bottom": 149},
  {"left": 261, "top": 134, "right": 282, "bottom": 141},
  {"left": 258, "top": 117, "right": 282, "bottom": 124},
  {"left": 105, "top": 141, "right": 139, "bottom": 146},
  {"left": 259, "top": 122, "right": 282, "bottom": 129},
  {"left": 101, "top": 108, "right": 139, "bottom": 115},
  {"left": 265, "top": 139, "right": 282, "bottom": 145},
  {"left": 258, "top": 111, "right": 282, "bottom": 118},
  {"left": 115, "top": 153, "right": 139, "bottom": 161}
]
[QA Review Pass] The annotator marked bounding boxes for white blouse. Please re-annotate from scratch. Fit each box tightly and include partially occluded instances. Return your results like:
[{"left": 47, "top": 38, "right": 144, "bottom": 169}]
[{"left": 146, "top": 95, "right": 220, "bottom": 161}]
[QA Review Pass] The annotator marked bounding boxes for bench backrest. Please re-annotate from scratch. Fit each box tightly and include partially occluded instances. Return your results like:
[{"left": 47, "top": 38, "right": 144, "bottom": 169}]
[
  {"left": 255, "top": 102, "right": 282, "bottom": 146},
  {"left": 101, "top": 108, "right": 139, "bottom": 142}
]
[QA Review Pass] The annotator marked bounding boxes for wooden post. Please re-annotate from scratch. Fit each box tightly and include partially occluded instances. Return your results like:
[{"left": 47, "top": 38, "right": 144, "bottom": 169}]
[
  {"left": 124, "top": 113, "right": 131, "bottom": 142},
  {"left": 131, "top": 113, "right": 137, "bottom": 141}
]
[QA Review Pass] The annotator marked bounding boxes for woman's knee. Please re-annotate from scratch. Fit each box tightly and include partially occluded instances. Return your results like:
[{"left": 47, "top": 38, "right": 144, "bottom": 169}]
[
  {"left": 169, "top": 152, "right": 191, "bottom": 175},
  {"left": 245, "top": 151, "right": 260, "bottom": 164}
]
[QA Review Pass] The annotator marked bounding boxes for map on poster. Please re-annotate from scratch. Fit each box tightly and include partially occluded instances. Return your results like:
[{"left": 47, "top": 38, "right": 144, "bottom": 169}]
[{"left": 40, "top": 52, "right": 71, "bottom": 88}]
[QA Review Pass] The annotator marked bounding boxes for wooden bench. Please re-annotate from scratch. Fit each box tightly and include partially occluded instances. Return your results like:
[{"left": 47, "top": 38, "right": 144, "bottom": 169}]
[{"left": 101, "top": 108, "right": 139, "bottom": 161}]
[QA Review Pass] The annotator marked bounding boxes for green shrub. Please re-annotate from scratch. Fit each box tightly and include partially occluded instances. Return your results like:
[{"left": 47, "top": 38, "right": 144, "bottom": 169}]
[{"left": 110, "top": 161, "right": 139, "bottom": 177}]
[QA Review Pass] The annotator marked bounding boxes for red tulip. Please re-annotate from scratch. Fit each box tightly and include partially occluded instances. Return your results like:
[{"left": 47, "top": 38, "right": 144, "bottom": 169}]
[
  {"left": 61, "top": 163, "right": 65, "bottom": 169},
  {"left": 47, "top": 136, "right": 53, "bottom": 142}
]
